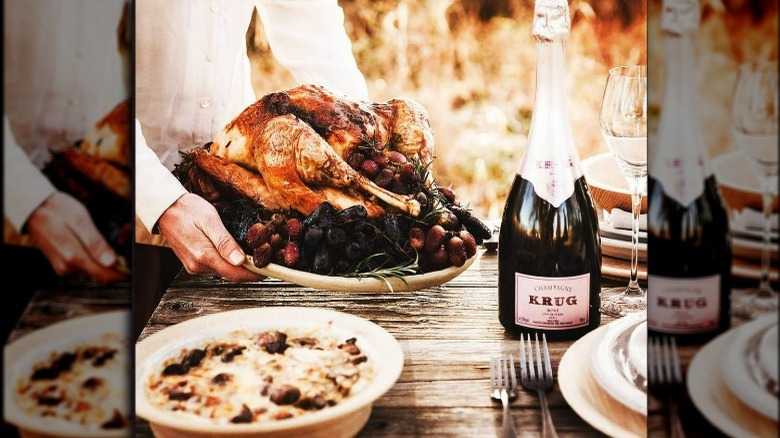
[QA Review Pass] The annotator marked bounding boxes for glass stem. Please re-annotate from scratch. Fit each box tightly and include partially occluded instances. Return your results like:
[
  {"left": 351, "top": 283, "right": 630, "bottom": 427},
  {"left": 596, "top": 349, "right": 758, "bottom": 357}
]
[
  {"left": 757, "top": 176, "right": 775, "bottom": 296},
  {"left": 626, "top": 175, "right": 643, "bottom": 295}
]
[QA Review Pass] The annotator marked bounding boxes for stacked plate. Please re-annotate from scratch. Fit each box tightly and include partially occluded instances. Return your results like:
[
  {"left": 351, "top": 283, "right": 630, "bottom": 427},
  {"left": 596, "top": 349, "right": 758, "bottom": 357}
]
[
  {"left": 713, "top": 150, "right": 780, "bottom": 283},
  {"left": 688, "top": 314, "right": 779, "bottom": 437},
  {"left": 582, "top": 153, "right": 648, "bottom": 282},
  {"left": 558, "top": 312, "right": 647, "bottom": 437}
]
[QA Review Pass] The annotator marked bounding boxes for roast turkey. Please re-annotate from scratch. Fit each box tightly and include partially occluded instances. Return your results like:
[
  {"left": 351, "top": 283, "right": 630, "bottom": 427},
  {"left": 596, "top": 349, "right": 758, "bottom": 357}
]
[{"left": 201, "top": 84, "right": 435, "bottom": 217}]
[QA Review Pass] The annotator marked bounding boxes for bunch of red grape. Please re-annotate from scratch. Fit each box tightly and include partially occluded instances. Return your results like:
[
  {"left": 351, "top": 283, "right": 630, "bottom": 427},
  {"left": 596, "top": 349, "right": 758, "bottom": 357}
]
[
  {"left": 242, "top": 147, "right": 492, "bottom": 276},
  {"left": 347, "top": 148, "right": 423, "bottom": 195}
]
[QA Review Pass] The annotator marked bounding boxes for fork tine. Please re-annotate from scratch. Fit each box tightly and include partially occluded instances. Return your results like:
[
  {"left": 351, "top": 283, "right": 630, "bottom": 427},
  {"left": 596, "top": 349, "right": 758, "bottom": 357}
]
[
  {"left": 503, "top": 356, "right": 510, "bottom": 390},
  {"left": 662, "top": 336, "right": 672, "bottom": 385},
  {"left": 490, "top": 356, "right": 497, "bottom": 390},
  {"left": 519, "top": 334, "right": 528, "bottom": 382},
  {"left": 534, "top": 333, "right": 542, "bottom": 382},
  {"left": 528, "top": 334, "right": 537, "bottom": 381},
  {"left": 648, "top": 337, "right": 656, "bottom": 383},
  {"left": 542, "top": 333, "right": 553, "bottom": 381},
  {"left": 670, "top": 336, "right": 682, "bottom": 383},
  {"left": 509, "top": 354, "right": 517, "bottom": 390}
]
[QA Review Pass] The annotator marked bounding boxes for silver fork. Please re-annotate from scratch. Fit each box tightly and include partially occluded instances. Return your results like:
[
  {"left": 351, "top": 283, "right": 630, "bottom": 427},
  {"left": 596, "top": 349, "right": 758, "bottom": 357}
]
[
  {"left": 649, "top": 336, "right": 686, "bottom": 438},
  {"left": 519, "top": 333, "right": 559, "bottom": 438},
  {"left": 490, "top": 355, "right": 518, "bottom": 438}
]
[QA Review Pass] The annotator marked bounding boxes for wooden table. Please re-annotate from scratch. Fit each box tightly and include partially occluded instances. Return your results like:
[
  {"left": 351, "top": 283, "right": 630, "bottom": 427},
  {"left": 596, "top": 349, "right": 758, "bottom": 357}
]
[
  {"left": 5, "top": 286, "right": 130, "bottom": 344},
  {"left": 136, "top": 251, "right": 651, "bottom": 437}
]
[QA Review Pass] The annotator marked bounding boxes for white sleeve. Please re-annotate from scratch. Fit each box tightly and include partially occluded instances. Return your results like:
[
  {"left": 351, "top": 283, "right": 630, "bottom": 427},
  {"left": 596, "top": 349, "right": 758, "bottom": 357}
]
[
  {"left": 3, "top": 117, "right": 57, "bottom": 232},
  {"left": 256, "top": 0, "right": 369, "bottom": 101},
  {"left": 134, "top": 119, "right": 188, "bottom": 233}
]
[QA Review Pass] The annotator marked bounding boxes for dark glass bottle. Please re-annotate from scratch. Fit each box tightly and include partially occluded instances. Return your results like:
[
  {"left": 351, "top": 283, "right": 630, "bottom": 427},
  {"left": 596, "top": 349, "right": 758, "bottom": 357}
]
[
  {"left": 647, "top": 0, "right": 732, "bottom": 344},
  {"left": 498, "top": 0, "right": 601, "bottom": 341}
]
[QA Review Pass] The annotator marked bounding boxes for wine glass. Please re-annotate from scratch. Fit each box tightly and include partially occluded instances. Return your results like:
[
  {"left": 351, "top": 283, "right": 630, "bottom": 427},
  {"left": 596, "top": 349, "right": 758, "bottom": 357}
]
[
  {"left": 599, "top": 65, "right": 648, "bottom": 317},
  {"left": 730, "top": 60, "right": 779, "bottom": 317}
]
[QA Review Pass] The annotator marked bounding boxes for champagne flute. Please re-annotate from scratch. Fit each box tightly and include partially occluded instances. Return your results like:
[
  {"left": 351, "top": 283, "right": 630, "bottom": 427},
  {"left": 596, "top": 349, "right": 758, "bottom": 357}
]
[
  {"left": 599, "top": 65, "right": 648, "bottom": 317},
  {"left": 731, "top": 60, "right": 779, "bottom": 317}
]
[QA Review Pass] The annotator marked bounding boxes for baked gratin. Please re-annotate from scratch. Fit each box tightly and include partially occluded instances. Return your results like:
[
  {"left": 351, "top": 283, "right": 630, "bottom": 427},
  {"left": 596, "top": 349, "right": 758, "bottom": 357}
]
[{"left": 145, "top": 325, "right": 374, "bottom": 424}]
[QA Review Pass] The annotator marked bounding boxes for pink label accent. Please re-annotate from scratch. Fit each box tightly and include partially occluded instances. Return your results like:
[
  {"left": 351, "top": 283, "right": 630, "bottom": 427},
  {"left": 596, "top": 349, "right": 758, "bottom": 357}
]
[
  {"left": 514, "top": 272, "right": 590, "bottom": 330},
  {"left": 647, "top": 274, "right": 720, "bottom": 334}
]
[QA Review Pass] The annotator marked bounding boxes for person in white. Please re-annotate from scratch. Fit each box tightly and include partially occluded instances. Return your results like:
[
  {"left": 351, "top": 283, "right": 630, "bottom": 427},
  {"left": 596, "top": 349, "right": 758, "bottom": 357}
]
[
  {"left": 3, "top": 0, "right": 129, "bottom": 283},
  {"left": 135, "top": 0, "right": 369, "bottom": 281}
]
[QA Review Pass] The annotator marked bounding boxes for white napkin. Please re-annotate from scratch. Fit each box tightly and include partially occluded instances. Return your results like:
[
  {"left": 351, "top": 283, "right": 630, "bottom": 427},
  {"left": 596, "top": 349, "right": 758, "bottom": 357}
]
[
  {"left": 732, "top": 208, "right": 779, "bottom": 232},
  {"left": 607, "top": 208, "right": 647, "bottom": 231}
]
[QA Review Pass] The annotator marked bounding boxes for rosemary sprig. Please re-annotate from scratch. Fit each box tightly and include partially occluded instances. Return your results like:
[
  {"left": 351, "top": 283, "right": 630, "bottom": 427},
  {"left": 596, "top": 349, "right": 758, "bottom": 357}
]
[{"left": 343, "top": 252, "right": 419, "bottom": 291}]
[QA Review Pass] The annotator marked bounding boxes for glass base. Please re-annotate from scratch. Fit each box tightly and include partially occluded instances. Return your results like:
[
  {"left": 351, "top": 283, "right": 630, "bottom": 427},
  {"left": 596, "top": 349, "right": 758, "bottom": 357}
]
[
  {"left": 600, "top": 286, "right": 646, "bottom": 317},
  {"left": 731, "top": 287, "right": 779, "bottom": 320}
]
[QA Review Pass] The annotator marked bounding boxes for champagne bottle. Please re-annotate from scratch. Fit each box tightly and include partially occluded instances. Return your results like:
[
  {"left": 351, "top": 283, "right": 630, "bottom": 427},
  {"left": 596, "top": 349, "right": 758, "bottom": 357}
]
[
  {"left": 498, "top": 0, "right": 601, "bottom": 341},
  {"left": 647, "top": 0, "right": 732, "bottom": 344}
]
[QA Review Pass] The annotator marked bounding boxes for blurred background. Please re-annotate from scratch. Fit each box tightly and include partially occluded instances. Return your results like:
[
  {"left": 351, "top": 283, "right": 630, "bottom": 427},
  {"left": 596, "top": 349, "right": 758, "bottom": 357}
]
[
  {"left": 246, "top": 0, "right": 647, "bottom": 219},
  {"left": 648, "top": 0, "right": 779, "bottom": 155}
]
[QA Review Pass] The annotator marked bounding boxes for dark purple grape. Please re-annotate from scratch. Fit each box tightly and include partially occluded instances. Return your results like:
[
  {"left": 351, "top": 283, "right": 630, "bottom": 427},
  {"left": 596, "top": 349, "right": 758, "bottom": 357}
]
[
  {"left": 414, "top": 192, "right": 428, "bottom": 207},
  {"left": 304, "top": 226, "right": 323, "bottom": 247},
  {"left": 440, "top": 186, "right": 457, "bottom": 204},
  {"left": 303, "top": 202, "right": 335, "bottom": 228},
  {"left": 361, "top": 160, "right": 380, "bottom": 177},
  {"left": 269, "top": 233, "right": 284, "bottom": 250},
  {"left": 387, "top": 151, "right": 407, "bottom": 164},
  {"left": 437, "top": 211, "right": 459, "bottom": 230},
  {"left": 382, "top": 215, "right": 403, "bottom": 241},
  {"left": 347, "top": 153, "right": 366, "bottom": 170},
  {"left": 428, "top": 244, "right": 448, "bottom": 267},
  {"left": 409, "top": 227, "right": 425, "bottom": 251},
  {"left": 372, "top": 151, "right": 390, "bottom": 167},
  {"left": 460, "top": 231, "right": 478, "bottom": 258},
  {"left": 391, "top": 174, "right": 405, "bottom": 194},
  {"left": 335, "top": 259, "right": 351, "bottom": 273},
  {"left": 374, "top": 168, "right": 394, "bottom": 187},
  {"left": 447, "top": 236, "right": 467, "bottom": 267},
  {"left": 336, "top": 205, "right": 368, "bottom": 221},
  {"left": 326, "top": 228, "right": 346, "bottom": 246},
  {"left": 269, "top": 213, "right": 286, "bottom": 231},
  {"left": 399, "top": 163, "right": 420, "bottom": 184},
  {"left": 345, "top": 241, "right": 363, "bottom": 261},
  {"left": 425, "top": 225, "right": 447, "bottom": 253},
  {"left": 313, "top": 246, "right": 332, "bottom": 274},
  {"left": 253, "top": 243, "right": 273, "bottom": 268},
  {"left": 246, "top": 222, "right": 269, "bottom": 249}
]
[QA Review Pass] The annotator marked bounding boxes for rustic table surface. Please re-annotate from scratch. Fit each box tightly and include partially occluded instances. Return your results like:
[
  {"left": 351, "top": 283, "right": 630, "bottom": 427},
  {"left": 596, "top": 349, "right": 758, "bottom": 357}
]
[
  {"left": 134, "top": 250, "right": 659, "bottom": 438},
  {"left": 6, "top": 286, "right": 130, "bottom": 344}
]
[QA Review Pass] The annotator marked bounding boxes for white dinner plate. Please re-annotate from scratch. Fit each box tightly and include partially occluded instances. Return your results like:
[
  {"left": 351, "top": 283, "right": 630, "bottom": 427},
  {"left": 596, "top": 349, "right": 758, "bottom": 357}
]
[
  {"left": 688, "top": 328, "right": 779, "bottom": 438},
  {"left": 558, "top": 324, "right": 647, "bottom": 437},
  {"left": 589, "top": 311, "right": 648, "bottom": 415},
  {"left": 758, "top": 325, "right": 778, "bottom": 384},
  {"left": 721, "top": 314, "right": 779, "bottom": 420},
  {"left": 627, "top": 321, "right": 647, "bottom": 383},
  {"left": 244, "top": 252, "right": 477, "bottom": 292}
]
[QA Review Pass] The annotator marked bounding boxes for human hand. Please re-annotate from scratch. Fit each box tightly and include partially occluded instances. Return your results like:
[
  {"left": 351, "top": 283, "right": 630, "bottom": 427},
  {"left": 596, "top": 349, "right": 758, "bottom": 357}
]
[
  {"left": 26, "top": 192, "right": 128, "bottom": 283},
  {"left": 158, "top": 193, "right": 263, "bottom": 282}
]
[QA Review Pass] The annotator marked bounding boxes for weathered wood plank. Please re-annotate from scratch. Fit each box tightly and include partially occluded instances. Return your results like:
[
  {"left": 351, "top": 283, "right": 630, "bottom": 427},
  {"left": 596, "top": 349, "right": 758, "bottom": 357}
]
[{"left": 134, "top": 254, "right": 641, "bottom": 437}]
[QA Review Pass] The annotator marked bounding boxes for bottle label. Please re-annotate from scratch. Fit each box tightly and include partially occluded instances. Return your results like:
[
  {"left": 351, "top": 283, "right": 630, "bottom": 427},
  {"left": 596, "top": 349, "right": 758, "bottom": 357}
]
[
  {"left": 519, "top": 155, "right": 582, "bottom": 208},
  {"left": 514, "top": 272, "right": 590, "bottom": 330},
  {"left": 647, "top": 274, "right": 720, "bottom": 334}
]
